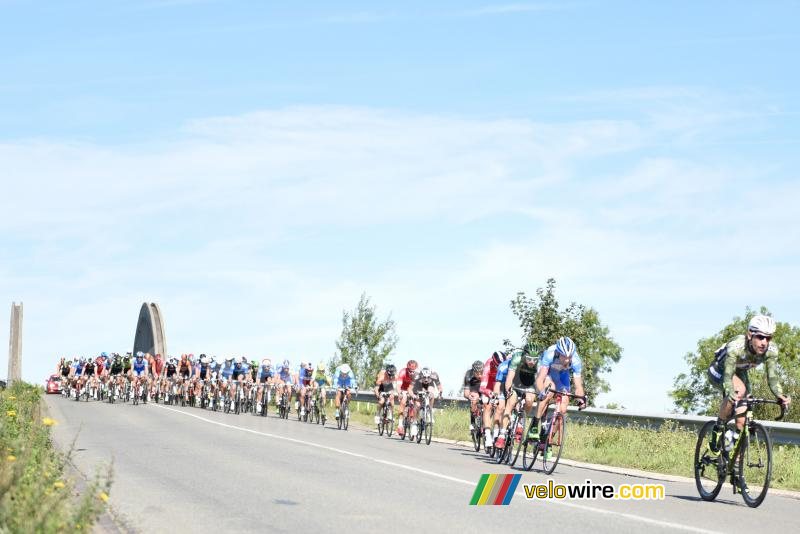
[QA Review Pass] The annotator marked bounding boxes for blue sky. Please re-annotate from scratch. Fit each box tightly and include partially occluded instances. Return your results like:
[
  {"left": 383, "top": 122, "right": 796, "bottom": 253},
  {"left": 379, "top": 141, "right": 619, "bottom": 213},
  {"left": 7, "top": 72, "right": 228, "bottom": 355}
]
[{"left": 2, "top": 1, "right": 799, "bottom": 412}]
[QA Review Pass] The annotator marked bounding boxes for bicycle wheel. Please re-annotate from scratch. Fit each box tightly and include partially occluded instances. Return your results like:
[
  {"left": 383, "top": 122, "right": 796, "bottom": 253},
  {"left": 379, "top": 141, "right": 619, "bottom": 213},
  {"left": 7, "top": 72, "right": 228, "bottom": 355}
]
[
  {"left": 511, "top": 412, "right": 526, "bottom": 467},
  {"left": 424, "top": 407, "right": 433, "bottom": 445},
  {"left": 416, "top": 417, "right": 423, "bottom": 443},
  {"left": 387, "top": 408, "right": 394, "bottom": 437},
  {"left": 694, "top": 420, "right": 725, "bottom": 501},
  {"left": 542, "top": 413, "right": 565, "bottom": 475},
  {"left": 378, "top": 405, "right": 385, "bottom": 436},
  {"left": 738, "top": 422, "right": 772, "bottom": 508},
  {"left": 522, "top": 418, "right": 541, "bottom": 471},
  {"left": 343, "top": 402, "right": 349, "bottom": 431}
]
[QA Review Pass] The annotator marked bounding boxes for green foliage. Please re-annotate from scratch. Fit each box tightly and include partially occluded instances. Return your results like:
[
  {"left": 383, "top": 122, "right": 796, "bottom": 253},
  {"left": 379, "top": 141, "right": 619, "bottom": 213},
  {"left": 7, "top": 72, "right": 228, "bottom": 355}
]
[
  {"left": 670, "top": 307, "right": 799, "bottom": 421},
  {"left": 1, "top": 382, "right": 112, "bottom": 533},
  {"left": 332, "top": 292, "right": 398, "bottom": 388},
  {"left": 509, "top": 278, "right": 623, "bottom": 403}
]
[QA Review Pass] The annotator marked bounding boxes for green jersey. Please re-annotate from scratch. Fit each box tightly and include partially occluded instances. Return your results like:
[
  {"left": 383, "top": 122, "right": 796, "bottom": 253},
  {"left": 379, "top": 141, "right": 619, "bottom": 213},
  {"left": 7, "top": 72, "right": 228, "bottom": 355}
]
[{"left": 710, "top": 334, "right": 782, "bottom": 398}]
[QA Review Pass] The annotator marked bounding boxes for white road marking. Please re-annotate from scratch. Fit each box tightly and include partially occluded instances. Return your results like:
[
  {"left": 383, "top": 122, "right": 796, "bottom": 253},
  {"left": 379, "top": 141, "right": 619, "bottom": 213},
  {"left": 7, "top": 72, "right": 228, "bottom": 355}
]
[{"left": 150, "top": 404, "right": 722, "bottom": 534}]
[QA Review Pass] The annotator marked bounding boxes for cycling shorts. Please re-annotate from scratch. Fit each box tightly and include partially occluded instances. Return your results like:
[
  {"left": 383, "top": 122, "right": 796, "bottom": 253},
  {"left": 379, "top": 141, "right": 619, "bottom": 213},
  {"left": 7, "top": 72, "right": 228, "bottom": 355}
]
[
  {"left": 133, "top": 369, "right": 146, "bottom": 378},
  {"left": 378, "top": 382, "right": 395, "bottom": 393}
]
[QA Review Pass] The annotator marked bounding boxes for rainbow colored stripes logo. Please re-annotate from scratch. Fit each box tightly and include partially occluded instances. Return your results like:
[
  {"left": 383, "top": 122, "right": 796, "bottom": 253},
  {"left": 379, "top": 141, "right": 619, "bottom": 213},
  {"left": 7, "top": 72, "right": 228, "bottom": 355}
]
[{"left": 469, "top": 474, "right": 521, "bottom": 505}]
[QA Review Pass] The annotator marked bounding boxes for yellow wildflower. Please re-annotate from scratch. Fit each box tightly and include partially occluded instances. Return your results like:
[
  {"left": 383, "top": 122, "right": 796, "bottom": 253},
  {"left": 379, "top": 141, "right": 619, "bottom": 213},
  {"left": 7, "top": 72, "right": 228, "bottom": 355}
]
[
  {"left": 99, "top": 492, "right": 109, "bottom": 503},
  {"left": 7, "top": 455, "right": 16, "bottom": 461},
  {"left": 54, "top": 481, "right": 65, "bottom": 489},
  {"left": 6, "top": 410, "right": 16, "bottom": 417},
  {"left": 7, "top": 395, "right": 16, "bottom": 400},
  {"left": 42, "top": 417, "right": 57, "bottom": 426}
]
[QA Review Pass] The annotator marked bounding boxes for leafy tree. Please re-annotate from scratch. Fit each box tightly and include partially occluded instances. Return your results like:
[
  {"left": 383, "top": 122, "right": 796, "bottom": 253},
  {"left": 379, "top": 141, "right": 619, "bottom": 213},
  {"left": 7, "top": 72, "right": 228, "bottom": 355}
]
[
  {"left": 509, "top": 278, "right": 622, "bottom": 404},
  {"left": 331, "top": 293, "right": 398, "bottom": 388},
  {"left": 670, "top": 307, "right": 799, "bottom": 421}
]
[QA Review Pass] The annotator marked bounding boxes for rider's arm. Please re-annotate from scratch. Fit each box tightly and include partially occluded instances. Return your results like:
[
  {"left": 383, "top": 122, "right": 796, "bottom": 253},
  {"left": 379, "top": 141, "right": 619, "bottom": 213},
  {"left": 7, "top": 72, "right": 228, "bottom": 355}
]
[
  {"left": 535, "top": 365, "right": 549, "bottom": 394},
  {"left": 721, "top": 351, "right": 737, "bottom": 399},
  {"left": 763, "top": 346, "right": 785, "bottom": 399},
  {"left": 573, "top": 374, "right": 586, "bottom": 400},
  {"left": 479, "top": 360, "right": 492, "bottom": 397}
]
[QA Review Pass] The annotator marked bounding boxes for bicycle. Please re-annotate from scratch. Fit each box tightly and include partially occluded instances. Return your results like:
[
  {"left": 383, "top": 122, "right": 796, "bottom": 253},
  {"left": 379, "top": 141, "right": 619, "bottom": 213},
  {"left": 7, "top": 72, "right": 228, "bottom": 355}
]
[
  {"left": 469, "top": 397, "right": 484, "bottom": 452},
  {"left": 695, "top": 397, "right": 786, "bottom": 508},
  {"left": 312, "top": 387, "right": 326, "bottom": 425},
  {"left": 400, "top": 393, "right": 416, "bottom": 441},
  {"left": 336, "top": 387, "right": 353, "bottom": 430},
  {"left": 278, "top": 388, "right": 290, "bottom": 419},
  {"left": 415, "top": 391, "right": 435, "bottom": 445},
  {"left": 522, "top": 390, "right": 585, "bottom": 473},
  {"left": 377, "top": 392, "right": 394, "bottom": 437},
  {"left": 496, "top": 387, "right": 534, "bottom": 466}
]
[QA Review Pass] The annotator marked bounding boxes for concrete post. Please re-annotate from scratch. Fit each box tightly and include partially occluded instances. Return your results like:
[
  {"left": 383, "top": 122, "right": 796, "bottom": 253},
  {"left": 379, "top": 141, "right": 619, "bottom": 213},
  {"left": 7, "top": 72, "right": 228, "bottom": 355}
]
[{"left": 7, "top": 302, "right": 23, "bottom": 385}]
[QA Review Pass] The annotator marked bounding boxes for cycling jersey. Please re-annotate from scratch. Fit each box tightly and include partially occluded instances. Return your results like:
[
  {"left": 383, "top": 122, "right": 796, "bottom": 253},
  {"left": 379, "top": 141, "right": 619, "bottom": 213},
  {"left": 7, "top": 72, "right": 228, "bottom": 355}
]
[
  {"left": 495, "top": 359, "right": 511, "bottom": 387},
  {"left": 73, "top": 363, "right": 83, "bottom": 377},
  {"left": 375, "top": 369, "right": 395, "bottom": 392},
  {"left": 132, "top": 358, "right": 147, "bottom": 376},
  {"left": 60, "top": 365, "right": 70, "bottom": 377},
  {"left": 298, "top": 368, "right": 314, "bottom": 386},
  {"left": 94, "top": 359, "right": 105, "bottom": 375},
  {"left": 165, "top": 364, "right": 177, "bottom": 378},
  {"left": 313, "top": 371, "right": 331, "bottom": 387},
  {"left": 220, "top": 364, "right": 235, "bottom": 380},
  {"left": 479, "top": 357, "right": 498, "bottom": 396},
  {"left": 412, "top": 372, "right": 440, "bottom": 394},
  {"left": 276, "top": 365, "right": 293, "bottom": 384},
  {"left": 152, "top": 357, "right": 165, "bottom": 377},
  {"left": 396, "top": 367, "right": 417, "bottom": 391},
  {"left": 539, "top": 344, "right": 582, "bottom": 393},
  {"left": 708, "top": 334, "right": 783, "bottom": 398},
  {"left": 109, "top": 361, "right": 124, "bottom": 376},
  {"left": 463, "top": 369, "right": 481, "bottom": 393},
  {"left": 179, "top": 360, "right": 191, "bottom": 377},
  {"left": 198, "top": 363, "right": 209, "bottom": 380},
  {"left": 258, "top": 366, "right": 274, "bottom": 381},
  {"left": 332, "top": 366, "right": 357, "bottom": 389}
]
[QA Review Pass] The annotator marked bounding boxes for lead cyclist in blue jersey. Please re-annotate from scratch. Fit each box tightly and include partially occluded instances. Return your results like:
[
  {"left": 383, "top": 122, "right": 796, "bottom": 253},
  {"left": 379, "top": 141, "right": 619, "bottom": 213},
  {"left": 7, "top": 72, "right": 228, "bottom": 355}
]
[
  {"left": 332, "top": 364, "right": 357, "bottom": 422},
  {"left": 275, "top": 359, "right": 294, "bottom": 414},
  {"left": 532, "top": 337, "right": 586, "bottom": 437}
]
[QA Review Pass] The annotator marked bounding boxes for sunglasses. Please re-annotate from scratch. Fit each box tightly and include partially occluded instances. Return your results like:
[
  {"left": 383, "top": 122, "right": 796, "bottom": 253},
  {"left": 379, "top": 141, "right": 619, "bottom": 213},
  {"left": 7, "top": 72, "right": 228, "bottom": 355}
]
[{"left": 753, "top": 334, "right": 772, "bottom": 342}]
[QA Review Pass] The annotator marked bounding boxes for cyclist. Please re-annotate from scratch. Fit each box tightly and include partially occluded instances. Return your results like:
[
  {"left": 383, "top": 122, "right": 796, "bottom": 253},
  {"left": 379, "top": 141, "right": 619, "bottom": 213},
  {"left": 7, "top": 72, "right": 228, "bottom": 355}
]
[
  {"left": 255, "top": 359, "right": 274, "bottom": 414},
  {"left": 373, "top": 363, "right": 397, "bottom": 426},
  {"left": 83, "top": 357, "right": 97, "bottom": 398},
  {"left": 129, "top": 352, "right": 149, "bottom": 400},
  {"left": 275, "top": 359, "right": 294, "bottom": 415},
  {"left": 218, "top": 357, "right": 236, "bottom": 405},
  {"left": 408, "top": 367, "right": 443, "bottom": 437},
  {"left": 108, "top": 354, "right": 125, "bottom": 399},
  {"left": 492, "top": 353, "right": 515, "bottom": 449},
  {"left": 463, "top": 360, "right": 483, "bottom": 433},
  {"left": 501, "top": 344, "right": 540, "bottom": 442},
  {"left": 311, "top": 362, "right": 331, "bottom": 417},
  {"left": 533, "top": 337, "right": 586, "bottom": 439},
  {"left": 395, "top": 359, "right": 418, "bottom": 437},
  {"left": 480, "top": 350, "right": 505, "bottom": 449},
  {"left": 297, "top": 362, "right": 315, "bottom": 418},
  {"left": 332, "top": 363, "right": 357, "bottom": 422},
  {"left": 706, "top": 315, "right": 791, "bottom": 455}
]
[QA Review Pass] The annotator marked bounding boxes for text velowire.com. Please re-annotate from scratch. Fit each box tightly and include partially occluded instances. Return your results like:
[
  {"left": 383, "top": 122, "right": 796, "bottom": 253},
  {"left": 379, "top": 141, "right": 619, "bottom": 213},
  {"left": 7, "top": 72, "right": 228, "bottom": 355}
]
[{"left": 524, "top": 479, "right": 665, "bottom": 500}]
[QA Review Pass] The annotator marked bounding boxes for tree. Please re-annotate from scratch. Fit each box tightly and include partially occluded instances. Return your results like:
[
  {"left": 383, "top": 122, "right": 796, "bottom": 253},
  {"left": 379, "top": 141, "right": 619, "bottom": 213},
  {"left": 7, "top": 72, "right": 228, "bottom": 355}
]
[
  {"left": 670, "top": 307, "right": 799, "bottom": 421},
  {"left": 332, "top": 293, "right": 398, "bottom": 388},
  {"left": 509, "top": 278, "right": 622, "bottom": 404}
]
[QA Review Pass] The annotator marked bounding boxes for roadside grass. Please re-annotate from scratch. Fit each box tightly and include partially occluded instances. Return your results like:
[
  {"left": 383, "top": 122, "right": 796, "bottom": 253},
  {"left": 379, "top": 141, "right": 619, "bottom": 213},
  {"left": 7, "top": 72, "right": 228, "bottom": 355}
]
[
  {"left": 0, "top": 382, "right": 112, "bottom": 532},
  {"left": 346, "top": 401, "right": 800, "bottom": 491}
]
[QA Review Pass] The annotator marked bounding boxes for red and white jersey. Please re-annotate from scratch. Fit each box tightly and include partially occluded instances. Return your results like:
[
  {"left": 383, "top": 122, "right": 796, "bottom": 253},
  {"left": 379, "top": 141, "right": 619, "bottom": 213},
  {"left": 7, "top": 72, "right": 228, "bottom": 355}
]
[
  {"left": 480, "top": 358, "right": 498, "bottom": 396},
  {"left": 397, "top": 367, "right": 418, "bottom": 390}
]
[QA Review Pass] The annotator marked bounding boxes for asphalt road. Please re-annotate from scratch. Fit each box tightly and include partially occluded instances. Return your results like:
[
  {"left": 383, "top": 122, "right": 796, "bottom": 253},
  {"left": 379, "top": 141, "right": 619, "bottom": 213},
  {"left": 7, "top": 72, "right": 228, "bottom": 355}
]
[{"left": 44, "top": 395, "right": 798, "bottom": 534}]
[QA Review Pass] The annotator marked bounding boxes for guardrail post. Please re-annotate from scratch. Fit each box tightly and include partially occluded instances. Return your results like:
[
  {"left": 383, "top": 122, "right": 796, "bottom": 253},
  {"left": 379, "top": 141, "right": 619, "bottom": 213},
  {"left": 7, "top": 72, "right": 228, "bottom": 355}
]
[{"left": 7, "top": 302, "right": 23, "bottom": 385}]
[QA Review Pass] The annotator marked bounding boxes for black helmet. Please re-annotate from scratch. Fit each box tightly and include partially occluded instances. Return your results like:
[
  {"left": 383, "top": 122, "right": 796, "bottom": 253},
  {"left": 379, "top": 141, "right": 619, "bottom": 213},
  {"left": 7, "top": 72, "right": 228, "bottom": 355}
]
[{"left": 386, "top": 364, "right": 397, "bottom": 377}]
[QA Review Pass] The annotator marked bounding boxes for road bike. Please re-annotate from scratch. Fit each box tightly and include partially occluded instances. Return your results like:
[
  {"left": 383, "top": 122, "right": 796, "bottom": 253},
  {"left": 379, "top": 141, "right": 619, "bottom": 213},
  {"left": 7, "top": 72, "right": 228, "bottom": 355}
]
[
  {"left": 336, "top": 387, "right": 353, "bottom": 430},
  {"left": 377, "top": 391, "right": 394, "bottom": 437},
  {"left": 522, "top": 390, "right": 585, "bottom": 473},
  {"left": 415, "top": 391, "right": 435, "bottom": 445},
  {"left": 401, "top": 393, "right": 416, "bottom": 441},
  {"left": 695, "top": 397, "right": 786, "bottom": 508},
  {"left": 469, "top": 396, "right": 484, "bottom": 452},
  {"left": 496, "top": 387, "right": 535, "bottom": 466}
]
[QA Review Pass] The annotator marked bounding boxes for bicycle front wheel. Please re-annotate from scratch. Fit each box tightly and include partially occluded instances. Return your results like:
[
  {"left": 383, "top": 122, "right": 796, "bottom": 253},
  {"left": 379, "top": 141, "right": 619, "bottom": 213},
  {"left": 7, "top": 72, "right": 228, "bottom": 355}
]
[
  {"left": 424, "top": 407, "right": 433, "bottom": 445},
  {"left": 542, "top": 413, "right": 566, "bottom": 475},
  {"left": 522, "top": 417, "right": 540, "bottom": 471},
  {"left": 511, "top": 412, "right": 526, "bottom": 467},
  {"left": 738, "top": 422, "right": 772, "bottom": 508},
  {"left": 694, "top": 420, "right": 725, "bottom": 501}
]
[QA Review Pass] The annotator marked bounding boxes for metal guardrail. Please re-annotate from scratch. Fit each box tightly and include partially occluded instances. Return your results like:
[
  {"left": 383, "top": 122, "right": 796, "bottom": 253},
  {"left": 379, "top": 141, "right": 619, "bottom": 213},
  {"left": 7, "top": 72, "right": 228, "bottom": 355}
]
[{"left": 351, "top": 391, "right": 800, "bottom": 446}]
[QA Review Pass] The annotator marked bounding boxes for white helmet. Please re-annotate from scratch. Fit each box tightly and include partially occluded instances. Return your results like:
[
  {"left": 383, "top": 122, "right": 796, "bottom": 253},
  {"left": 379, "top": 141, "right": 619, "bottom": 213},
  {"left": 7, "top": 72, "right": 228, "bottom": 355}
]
[
  {"left": 340, "top": 364, "right": 351, "bottom": 375},
  {"left": 748, "top": 315, "right": 776, "bottom": 336},
  {"left": 201, "top": 356, "right": 210, "bottom": 364}
]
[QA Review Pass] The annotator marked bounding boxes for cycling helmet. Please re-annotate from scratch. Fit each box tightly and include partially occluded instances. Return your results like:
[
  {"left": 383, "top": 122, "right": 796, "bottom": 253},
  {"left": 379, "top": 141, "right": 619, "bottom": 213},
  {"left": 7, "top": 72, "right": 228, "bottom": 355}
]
[
  {"left": 555, "top": 337, "right": 576, "bottom": 358},
  {"left": 262, "top": 358, "right": 271, "bottom": 367},
  {"left": 100, "top": 352, "right": 108, "bottom": 357},
  {"left": 406, "top": 359, "right": 418, "bottom": 371},
  {"left": 225, "top": 357, "right": 234, "bottom": 363},
  {"left": 200, "top": 356, "right": 210, "bottom": 364},
  {"left": 283, "top": 359, "right": 290, "bottom": 368},
  {"left": 317, "top": 362, "right": 326, "bottom": 372},
  {"left": 340, "top": 363, "right": 351, "bottom": 375},
  {"left": 386, "top": 364, "right": 397, "bottom": 377},
  {"left": 471, "top": 360, "right": 483, "bottom": 374},
  {"left": 306, "top": 362, "right": 313, "bottom": 370},
  {"left": 251, "top": 360, "right": 258, "bottom": 367},
  {"left": 491, "top": 350, "right": 505, "bottom": 365},
  {"left": 748, "top": 315, "right": 776, "bottom": 336},
  {"left": 420, "top": 367, "right": 432, "bottom": 379},
  {"left": 136, "top": 351, "right": 144, "bottom": 358}
]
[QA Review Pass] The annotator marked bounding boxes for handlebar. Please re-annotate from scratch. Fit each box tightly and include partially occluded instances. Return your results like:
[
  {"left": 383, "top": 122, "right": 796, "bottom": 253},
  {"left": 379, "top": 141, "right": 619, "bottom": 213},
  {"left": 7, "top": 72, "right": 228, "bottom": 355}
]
[{"left": 734, "top": 396, "right": 787, "bottom": 421}]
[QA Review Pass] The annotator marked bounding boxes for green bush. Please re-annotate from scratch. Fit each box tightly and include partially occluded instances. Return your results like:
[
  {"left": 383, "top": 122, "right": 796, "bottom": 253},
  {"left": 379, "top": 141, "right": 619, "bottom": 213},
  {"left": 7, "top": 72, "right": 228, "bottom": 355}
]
[{"left": 0, "top": 382, "right": 112, "bottom": 532}]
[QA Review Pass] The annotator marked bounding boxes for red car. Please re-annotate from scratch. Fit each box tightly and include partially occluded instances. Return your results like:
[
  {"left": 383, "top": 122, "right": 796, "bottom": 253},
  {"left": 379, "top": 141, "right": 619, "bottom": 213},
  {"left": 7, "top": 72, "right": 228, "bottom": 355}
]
[{"left": 45, "top": 374, "right": 62, "bottom": 394}]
